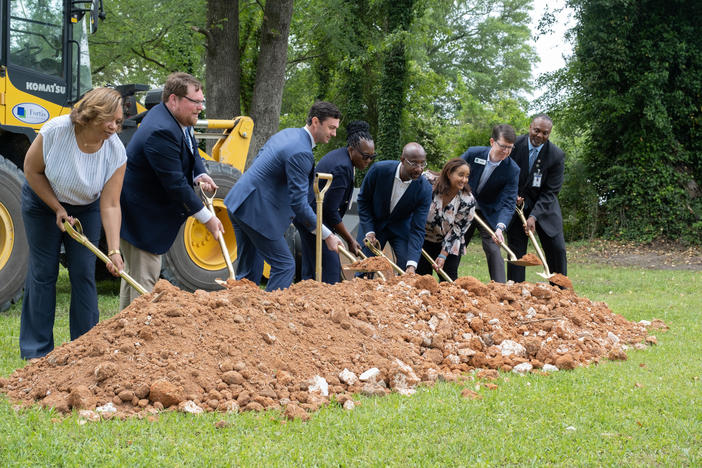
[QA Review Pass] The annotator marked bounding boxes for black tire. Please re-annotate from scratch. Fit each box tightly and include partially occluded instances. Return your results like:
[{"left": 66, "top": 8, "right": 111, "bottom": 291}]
[
  {"left": 162, "top": 161, "right": 241, "bottom": 291},
  {"left": 0, "top": 157, "right": 29, "bottom": 312}
]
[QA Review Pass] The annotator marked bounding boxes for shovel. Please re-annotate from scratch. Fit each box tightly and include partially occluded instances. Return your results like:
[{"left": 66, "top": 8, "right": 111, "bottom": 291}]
[
  {"left": 363, "top": 238, "right": 405, "bottom": 275},
  {"left": 313, "top": 173, "right": 333, "bottom": 282},
  {"left": 63, "top": 219, "right": 147, "bottom": 295},
  {"left": 471, "top": 213, "right": 537, "bottom": 266},
  {"left": 199, "top": 182, "right": 235, "bottom": 285},
  {"left": 421, "top": 249, "right": 454, "bottom": 283},
  {"left": 339, "top": 244, "right": 386, "bottom": 281},
  {"left": 514, "top": 203, "right": 555, "bottom": 280}
]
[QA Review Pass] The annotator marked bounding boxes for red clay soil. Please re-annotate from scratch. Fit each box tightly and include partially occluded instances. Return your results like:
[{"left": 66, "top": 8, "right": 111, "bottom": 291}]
[
  {"left": 550, "top": 273, "right": 574, "bottom": 290},
  {"left": 517, "top": 253, "right": 542, "bottom": 266},
  {"left": 0, "top": 276, "right": 665, "bottom": 420},
  {"left": 344, "top": 256, "right": 393, "bottom": 273}
]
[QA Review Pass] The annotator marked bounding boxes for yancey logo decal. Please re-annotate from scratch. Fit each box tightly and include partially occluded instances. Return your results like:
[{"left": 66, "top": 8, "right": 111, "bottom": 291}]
[{"left": 12, "top": 103, "right": 50, "bottom": 125}]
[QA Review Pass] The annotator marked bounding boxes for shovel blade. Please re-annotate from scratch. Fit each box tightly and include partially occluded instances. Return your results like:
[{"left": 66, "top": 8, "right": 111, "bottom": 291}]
[{"left": 536, "top": 272, "right": 556, "bottom": 279}]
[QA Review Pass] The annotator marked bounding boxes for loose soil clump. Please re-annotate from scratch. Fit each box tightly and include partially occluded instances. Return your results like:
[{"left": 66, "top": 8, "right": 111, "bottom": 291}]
[
  {"left": 344, "top": 256, "right": 393, "bottom": 274},
  {"left": 0, "top": 276, "right": 663, "bottom": 420},
  {"left": 516, "top": 253, "right": 542, "bottom": 266}
]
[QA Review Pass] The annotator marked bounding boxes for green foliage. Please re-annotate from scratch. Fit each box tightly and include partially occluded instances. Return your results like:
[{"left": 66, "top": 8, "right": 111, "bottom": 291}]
[{"left": 553, "top": 0, "right": 702, "bottom": 243}]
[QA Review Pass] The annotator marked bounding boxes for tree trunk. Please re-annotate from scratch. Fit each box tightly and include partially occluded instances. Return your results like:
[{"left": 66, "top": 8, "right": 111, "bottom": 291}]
[
  {"left": 246, "top": 0, "right": 294, "bottom": 168},
  {"left": 205, "top": 0, "right": 241, "bottom": 125}
]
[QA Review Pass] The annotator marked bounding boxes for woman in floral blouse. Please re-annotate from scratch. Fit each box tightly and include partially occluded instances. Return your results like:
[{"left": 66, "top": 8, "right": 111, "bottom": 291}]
[{"left": 416, "top": 158, "right": 476, "bottom": 281}]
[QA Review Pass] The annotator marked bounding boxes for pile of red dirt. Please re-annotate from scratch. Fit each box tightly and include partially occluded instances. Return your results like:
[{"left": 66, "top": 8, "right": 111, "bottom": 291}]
[{"left": 0, "top": 276, "right": 664, "bottom": 420}]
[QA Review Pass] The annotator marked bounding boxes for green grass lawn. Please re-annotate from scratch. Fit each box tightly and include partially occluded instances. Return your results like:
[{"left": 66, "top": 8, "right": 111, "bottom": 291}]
[{"left": 0, "top": 241, "right": 700, "bottom": 467}]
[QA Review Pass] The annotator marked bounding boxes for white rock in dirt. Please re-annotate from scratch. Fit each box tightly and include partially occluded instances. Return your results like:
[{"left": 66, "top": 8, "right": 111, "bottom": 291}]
[
  {"left": 338, "top": 368, "right": 358, "bottom": 386},
  {"left": 222, "top": 401, "right": 239, "bottom": 413},
  {"left": 78, "top": 410, "right": 99, "bottom": 422},
  {"left": 607, "top": 332, "right": 620, "bottom": 344},
  {"left": 428, "top": 315, "right": 439, "bottom": 331},
  {"left": 512, "top": 363, "right": 533, "bottom": 375},
  {"left": 488, "top": 318, "right": 500, "bottom": 325},
  {"left": 389, "top": 359, "right": 420, "bottom": 396},
  {"left": 308, "top": 375, "right": 329, "bottom": 396},
  {"left": 359, "top": 368, "right": 381, "bottom": 382},
  {"left": 95, "top": 402, "right": 117, "bottom": 415},
  {"left": 499, "top": 340, "right": 526, "bottom": 357},
  {"left": 525, "top": 307, "right": 536, "bottom": 319},
  {"left": 521, "top": 288, "right": 531, "bottom": 297},
  {"left": 180, "top": 400, "right": 203, "bottom": 414},
  {"left": 638, "top": 320, "right": 651, "bottom": 326},
  {"left": 343, "top": 400, "right": 355, "bottom": 410},
  {"left": 542, "top": 364, "right": 559, "bottom": 372}
]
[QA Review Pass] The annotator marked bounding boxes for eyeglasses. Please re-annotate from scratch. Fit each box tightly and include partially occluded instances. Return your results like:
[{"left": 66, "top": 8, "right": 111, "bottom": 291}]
[
  {"left": 359, "top": 150, "right": 376, "bottom": 161},
  {"left": 182, "top": 95, "right": 206, "bottom": 107},
  {"left": 494, "top": 141, "right": 514, "bottom": 152},
  {"left": 404, "top": 159, "right": 427, "bottom": 169}
]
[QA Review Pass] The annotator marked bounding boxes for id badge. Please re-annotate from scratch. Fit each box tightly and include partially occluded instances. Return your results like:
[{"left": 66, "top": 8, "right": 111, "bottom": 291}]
[
  {"left": 474, "top": 157, "right": 487, "bottom": 166},
  {"left": 532, "top": 172, "right": 542, "bottom": 188}
]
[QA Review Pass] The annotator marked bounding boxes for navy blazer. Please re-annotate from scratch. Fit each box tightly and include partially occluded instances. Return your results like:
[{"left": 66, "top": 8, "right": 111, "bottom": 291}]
[
  {"left": 121, "top": 103, "right": 206, "bottom": 254},
  {"left": 224, "top": 127, "right": 318, "bottom": 240},
  {"left": 306, "top": 147, "right": 354, "bottom": 228},
  {"left": 461, "top": 146, "right": 519, "bottom": 230},
  {"left": 509, "top": 134, "right": 565, "bottom": 237},
  {"left": 356, "top": 160, "right": 432, "bottom": 265}
]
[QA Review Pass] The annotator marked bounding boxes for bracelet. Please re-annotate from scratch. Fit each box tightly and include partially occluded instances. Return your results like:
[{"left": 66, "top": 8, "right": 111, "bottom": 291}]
[
  {"left": 437, "top": 253, "right": 447, "bottom": 260},
  {"left": 107, "top": 249, "right": 121, "bottom": 257}
]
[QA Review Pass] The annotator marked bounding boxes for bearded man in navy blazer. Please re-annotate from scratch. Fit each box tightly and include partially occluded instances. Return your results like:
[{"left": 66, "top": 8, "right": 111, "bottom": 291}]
[
  {"left": 506, "top": 114, "right": 567, "bottom": 282},
  {"left": 224, "top": 102, "right": 343, "bottom": 291},
  {"left": 461, "top": 124, "right": 520, "bottom": 283},
  {"left": 120, "top": 72, "right": 223, "bottom": 309},
  {"left": 357, "top": 142, "right": 432, "bottom": 274}
]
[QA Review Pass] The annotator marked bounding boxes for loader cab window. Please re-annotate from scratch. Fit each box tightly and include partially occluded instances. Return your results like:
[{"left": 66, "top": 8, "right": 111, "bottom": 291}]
[
  {"left": 8, "top": 0, "right": 64, "bottom": 78},
  {"left": 71, "top": 12, "right": 92, "bottom": 97}
]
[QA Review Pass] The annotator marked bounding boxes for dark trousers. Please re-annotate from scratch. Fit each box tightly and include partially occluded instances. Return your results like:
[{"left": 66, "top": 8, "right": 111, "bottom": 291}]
[
  {"left": 463, "top": 212, "right": 505, "bottom": 282},
  {"left": 506, "top": 218, "right": 567, "bottom": 282},
  {"left": 294, "top": 222, "right": 341, "bottom": 284},
  {"left": 20, "top": 184, "right": 101, "bottom": 359},
  {"left": 229, "top": 213, "right": 294, "bottom": 292},
  {"left": 416, "top": 240, "right": 460, "bottom": 281}
]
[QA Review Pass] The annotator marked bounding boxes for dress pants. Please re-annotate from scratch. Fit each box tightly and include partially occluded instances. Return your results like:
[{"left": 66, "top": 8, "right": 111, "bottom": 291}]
[
  {"left": 119, "top": 238, "right": 161, "bottom": 310},
  {"left": 294, "top": 221, "right": 341, "bottom": 284},
  {"left": 506, "top": 219, "right": 567, "bottom": 282},
  {"left": 416, "top": 239, "right": 460, "bottom": 281},
  {"left": 463, "top": 212, "right": 505, "bottom": 283},
  {"left": 230, "top": 213, "right": 295, "bottom": 291},
  {"left": 19, "top": 184, "right": 101, "bottom": 359}
]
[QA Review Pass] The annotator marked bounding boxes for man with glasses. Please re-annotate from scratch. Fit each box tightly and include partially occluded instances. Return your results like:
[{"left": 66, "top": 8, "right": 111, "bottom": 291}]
[
  {"left": 506, "top": 114, "right": 567, "bottom": 283},
  {"left": 119, "top": 72, "right": 223, "bottom": 309},
  {"left": 357, "top": 142, "right": 432, "bottom": 274},
  {"left": 460, "top": 124, "right": 520, "bottom": 282}
]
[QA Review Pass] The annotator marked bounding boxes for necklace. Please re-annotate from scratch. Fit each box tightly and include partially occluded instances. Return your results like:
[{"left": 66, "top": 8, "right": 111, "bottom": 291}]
[{"left": 75, "top": 126, "right": 104, "bottom": 153}]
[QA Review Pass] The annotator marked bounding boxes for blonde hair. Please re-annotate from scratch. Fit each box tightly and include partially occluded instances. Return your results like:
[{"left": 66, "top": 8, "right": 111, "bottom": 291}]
[{"left": 70, "top": 87, "right": 123, "bottom": 131}]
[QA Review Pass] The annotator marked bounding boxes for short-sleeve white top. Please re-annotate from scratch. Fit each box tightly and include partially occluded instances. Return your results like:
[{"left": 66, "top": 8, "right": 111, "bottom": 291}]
[{"left": 40, "top": 115, "right": 127, "bottom": 205}]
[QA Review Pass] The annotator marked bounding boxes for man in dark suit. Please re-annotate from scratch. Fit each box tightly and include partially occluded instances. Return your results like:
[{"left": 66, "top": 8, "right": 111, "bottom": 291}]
[
  {"left": 119, "top": 72, "right": 223, "bottom": 309},
  {"left": 295, "top": 120, "right": 375, "bottom": 284},
  {"left": 224, "top": 102, "right": 343, "bottom": 291},
  {"left": 461, "top": 124, "right": 520, "bottom": 282},
  {"left": 506, "top": 114, "right": 567, "bottom": 282},
  {"left": 357, "top": 142, "right": 432, "bottom": 274}
]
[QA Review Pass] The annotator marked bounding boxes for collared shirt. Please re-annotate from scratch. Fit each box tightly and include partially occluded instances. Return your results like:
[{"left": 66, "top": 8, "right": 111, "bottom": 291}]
[
  {"left": 303, "top": 126, "right": 316, "bottom": 149},
  {"left": 390, "top": 162, "right": 413, "bottom": 213},
  {"left": 423, "top": 172, "right": 476, "bottom": 256},
  {"left": 476, "top": 152, "right": 501, "bottom": 193}
]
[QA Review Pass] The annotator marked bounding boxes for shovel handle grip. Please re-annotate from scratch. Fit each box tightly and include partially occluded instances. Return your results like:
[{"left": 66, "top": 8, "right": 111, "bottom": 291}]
[{"left": 472, "top": 213, "right": 518, "bottom": 260}]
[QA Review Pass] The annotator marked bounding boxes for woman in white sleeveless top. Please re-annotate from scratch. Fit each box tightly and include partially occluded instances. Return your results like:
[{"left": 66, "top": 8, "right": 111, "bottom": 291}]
[{"left": 20, "top": 87, "right": 126, "bottom": 359}]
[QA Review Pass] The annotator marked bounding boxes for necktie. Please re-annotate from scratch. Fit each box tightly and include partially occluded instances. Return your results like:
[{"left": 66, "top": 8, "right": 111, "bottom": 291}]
[{"left": 529, "top": 147, "right": 538, "bottom": 171}]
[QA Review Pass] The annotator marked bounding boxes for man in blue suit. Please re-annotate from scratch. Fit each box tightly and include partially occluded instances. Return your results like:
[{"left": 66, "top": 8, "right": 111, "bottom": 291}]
[
  {"left": 357, "top": 142, "right": 432, "bottom": 274},
  {"left": 460, "top": 124, "right": 519, "bottom": 282},
  {"left": 119, "top": 72, "right": 223, "bottom": 309},
  {"left": 294, "top": 120, "right": 375, "bottom": 284},
  {"left": 224, "top": 102, "right": 343, "bottom": 291}
]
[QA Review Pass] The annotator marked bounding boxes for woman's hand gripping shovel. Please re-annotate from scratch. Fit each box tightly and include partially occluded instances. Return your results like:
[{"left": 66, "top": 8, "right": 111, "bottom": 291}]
[
  {"left": 421, "top": 249, "right": 454, "bottom": 283},
  {"left": 199, "top": 182, "right": 235, "bottom": 286},
  {"left": 63, "top": 219, "right": 147, "bottom": 295},
  {"left": 471, "top": 213, "right": 540, "bottom": 267}
]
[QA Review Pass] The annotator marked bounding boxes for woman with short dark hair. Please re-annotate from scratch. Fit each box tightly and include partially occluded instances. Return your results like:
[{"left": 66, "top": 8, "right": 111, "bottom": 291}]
[{"left": 20, "top": 87, "right": 126, "bottom": 359}]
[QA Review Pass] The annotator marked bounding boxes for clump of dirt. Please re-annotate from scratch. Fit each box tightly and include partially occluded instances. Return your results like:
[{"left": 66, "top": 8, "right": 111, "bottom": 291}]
[
  {"left": 0, "top": 276, "right": 663, "bottom": 420},
  {"left": 550, "top": 273, "right": 573, "bottom": 290},
  {"left": 517, "top": 253, "right": 542, "bottom": 266},
  {"left": 344, "top": 256, "right": 393, "bottom": 273}
]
